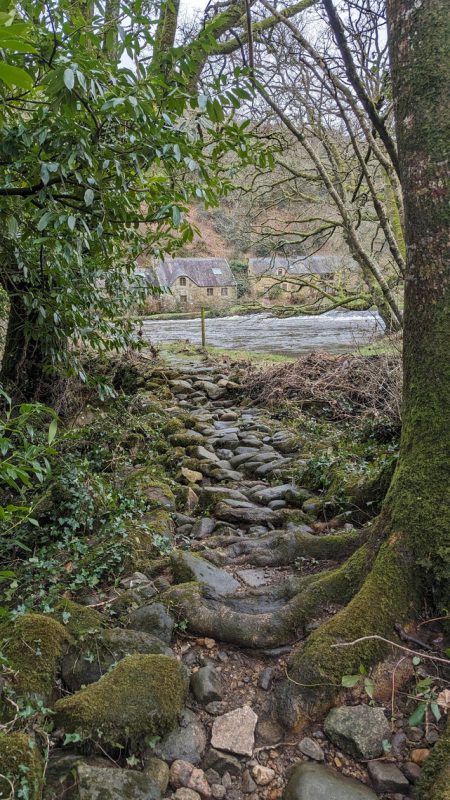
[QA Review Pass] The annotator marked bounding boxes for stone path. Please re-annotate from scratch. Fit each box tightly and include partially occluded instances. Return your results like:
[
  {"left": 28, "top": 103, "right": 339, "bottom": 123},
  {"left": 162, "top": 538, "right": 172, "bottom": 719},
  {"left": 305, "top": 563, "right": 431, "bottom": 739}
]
[
  {"left": 132, "top": 354, "right": 393, "bottom": 799},
  {"left": 46, "top": 352, "right": 425, "bottom": 800}
]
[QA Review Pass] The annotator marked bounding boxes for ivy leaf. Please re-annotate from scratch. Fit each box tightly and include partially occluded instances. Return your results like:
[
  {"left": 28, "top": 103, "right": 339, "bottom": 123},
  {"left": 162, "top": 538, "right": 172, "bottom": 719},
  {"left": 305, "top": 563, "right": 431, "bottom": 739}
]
[
  {"left": 68, "top": 215, "right": 76, "bottom": 231},
  {"left": 341, "top": 674, "right": 360, "bottom": 688}
]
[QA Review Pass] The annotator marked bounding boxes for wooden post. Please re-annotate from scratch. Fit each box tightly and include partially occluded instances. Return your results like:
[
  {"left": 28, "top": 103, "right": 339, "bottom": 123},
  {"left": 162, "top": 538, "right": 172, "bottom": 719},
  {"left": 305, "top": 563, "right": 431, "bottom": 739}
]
[{"left": 201, "top": 306, "right": 206, "bottom": 348}]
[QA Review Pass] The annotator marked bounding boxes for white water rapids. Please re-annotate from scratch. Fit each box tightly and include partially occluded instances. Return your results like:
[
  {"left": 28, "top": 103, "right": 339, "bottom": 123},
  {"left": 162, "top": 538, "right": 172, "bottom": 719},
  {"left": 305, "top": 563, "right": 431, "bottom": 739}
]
[{"left": 140, "top": 310, "right": 384, "bottom": 356}]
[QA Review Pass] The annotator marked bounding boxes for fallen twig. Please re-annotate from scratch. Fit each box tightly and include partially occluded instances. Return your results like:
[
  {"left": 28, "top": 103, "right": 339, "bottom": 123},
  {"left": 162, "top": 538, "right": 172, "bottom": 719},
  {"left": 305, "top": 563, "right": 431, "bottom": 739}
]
[{"left": 331, "top": 635, "right": 450, "bottom": 664}]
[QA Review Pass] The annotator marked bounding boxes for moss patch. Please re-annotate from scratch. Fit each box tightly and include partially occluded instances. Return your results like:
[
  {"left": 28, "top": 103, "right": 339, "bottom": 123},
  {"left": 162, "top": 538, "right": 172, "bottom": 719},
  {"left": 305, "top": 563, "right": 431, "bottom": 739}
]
[
  {"left": 51, "top": 600, "right": 104, "bottom": 638},
  {"left": 0, "top": 732, "right": 44, "bottom": 800},
  {"left": 417, "top": 721, "right": 450, "bottom": 800},
  {"left": 54, "top": 654, "right": 187, "bottom": 750},
  {"left": 1, "top": 614, "right": 69, "bottom": 702}
]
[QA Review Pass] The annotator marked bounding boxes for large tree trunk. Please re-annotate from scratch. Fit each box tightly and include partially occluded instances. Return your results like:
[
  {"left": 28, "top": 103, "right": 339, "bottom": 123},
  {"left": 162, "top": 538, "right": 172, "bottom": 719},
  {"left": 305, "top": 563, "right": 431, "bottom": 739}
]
[{"left": 271, "top": 0, "right": 450, "bottom": 739}]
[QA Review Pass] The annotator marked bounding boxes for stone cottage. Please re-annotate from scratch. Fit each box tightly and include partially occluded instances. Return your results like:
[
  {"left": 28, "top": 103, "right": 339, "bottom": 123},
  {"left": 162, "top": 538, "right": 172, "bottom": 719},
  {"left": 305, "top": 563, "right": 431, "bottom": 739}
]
[
  {"left": 153, "top": 257, "right": 237, "bottom": 310},
  {"left": 248, "top": 255, "right": 352, "bottom": 299}
]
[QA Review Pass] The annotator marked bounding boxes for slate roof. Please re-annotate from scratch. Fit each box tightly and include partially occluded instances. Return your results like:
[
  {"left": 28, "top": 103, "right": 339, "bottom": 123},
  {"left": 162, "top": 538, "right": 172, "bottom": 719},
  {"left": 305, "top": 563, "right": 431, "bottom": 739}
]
[
  {"left": 152, "top": 257, "right": 236, "bottom": 288},
  {"left": 248, "top": 255, "right": 354, "bottom": 276}
]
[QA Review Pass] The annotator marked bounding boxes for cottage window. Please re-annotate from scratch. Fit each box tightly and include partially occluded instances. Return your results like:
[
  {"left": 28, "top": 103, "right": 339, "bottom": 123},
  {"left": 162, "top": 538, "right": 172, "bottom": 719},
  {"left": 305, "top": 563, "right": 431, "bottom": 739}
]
[
  {"left": 277, "top": 268, "right": 283, "bottom": 276},
  {"left": 282, "top": 283, "right": 288, "bottom": 291},
  {"left": 221, "top": 287, "right": 228, "bottom": 297},
  {"left": 180, "top": 295, "right": 187, "bottom": 304},
  {"left": 207, "top": 287, "right": 214, "bottom": 296},
  {"left": 179, "top": 276, "right": 186, "bottom": 286}
]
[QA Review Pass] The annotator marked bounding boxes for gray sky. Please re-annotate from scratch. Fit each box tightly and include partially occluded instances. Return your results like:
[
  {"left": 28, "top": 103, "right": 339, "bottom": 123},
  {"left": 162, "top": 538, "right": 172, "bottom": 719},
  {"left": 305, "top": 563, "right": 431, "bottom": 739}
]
[{"left": 180, "top": 0, "right": 208, "bottom": 15}]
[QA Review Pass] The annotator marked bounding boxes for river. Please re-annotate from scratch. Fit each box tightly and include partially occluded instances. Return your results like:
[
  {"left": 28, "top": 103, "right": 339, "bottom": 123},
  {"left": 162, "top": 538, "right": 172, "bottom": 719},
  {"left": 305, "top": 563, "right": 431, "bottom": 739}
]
[{"left": 140, "top": 310, "right": 384, "bottom": 357}]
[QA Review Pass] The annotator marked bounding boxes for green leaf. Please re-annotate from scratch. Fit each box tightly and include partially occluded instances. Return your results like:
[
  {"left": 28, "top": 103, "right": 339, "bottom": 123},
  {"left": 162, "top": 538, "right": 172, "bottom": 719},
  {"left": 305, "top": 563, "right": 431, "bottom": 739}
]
[
  {"left": 48, "top": 418, "right": 58, "bottom": 444},
  {"left": 430, "top": 702, "right": 441, "bottom": 721},
  {"left": 37, "top": 211, "right": 53, "bottom": 231},
  {"left": 0, "top": 60, "right": 32, "bottom": 89},
  {"left": 84, "top": 188, "right": 94, "bottom": 206},
  {"left": 6, "top": 215, "right": 17, "bottom": 236},
  {"left": 63, "top": 732, "right": 82, "bottom": 745},
  {"left": 172, "top": 206, "right": 181, "bottom": 226},
  {"left": 408, "top": 703, "right": 426, "bottom": 726},
  {"left": 68, "top": 215, "right": 76, "bottom": 231},
  {"left": 364, "top": 677, "right": 375, "bottom": 699},
  {"left": 0, "top": 37, "right": 37, "bottom": 53},
  {"left": 341, "top": 674, "right": 360, "bottom": 688},
  {"left": 63, "top": 68, "right": 75, "bottom": 91}
]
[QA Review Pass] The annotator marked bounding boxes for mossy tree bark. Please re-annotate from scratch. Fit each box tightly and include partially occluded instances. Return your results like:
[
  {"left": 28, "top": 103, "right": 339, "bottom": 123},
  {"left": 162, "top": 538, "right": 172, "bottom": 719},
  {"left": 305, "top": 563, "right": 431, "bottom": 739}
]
[{"left": 274, "top": 0, "right": 450, "bottom": 727}]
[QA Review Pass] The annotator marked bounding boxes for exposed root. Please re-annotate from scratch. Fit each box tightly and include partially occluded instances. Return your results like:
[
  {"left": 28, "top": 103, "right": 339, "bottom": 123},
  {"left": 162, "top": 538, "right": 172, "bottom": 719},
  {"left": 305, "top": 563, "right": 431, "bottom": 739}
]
[
  {"left": 162, "top": 544, "right": 370, "bottom": 649},
  {"left": 194, "top": 527, "right": 365, "bottom": 568},
  {"left": 276, "top": 532, "right": 418, "bottom": 728}
]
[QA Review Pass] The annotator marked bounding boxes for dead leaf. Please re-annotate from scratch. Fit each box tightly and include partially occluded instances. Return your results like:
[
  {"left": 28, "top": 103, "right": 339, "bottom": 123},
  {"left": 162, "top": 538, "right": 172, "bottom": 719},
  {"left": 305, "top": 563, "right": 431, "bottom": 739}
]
[{"left": 436, "top": 689, "right": 450, "bottom": 713}]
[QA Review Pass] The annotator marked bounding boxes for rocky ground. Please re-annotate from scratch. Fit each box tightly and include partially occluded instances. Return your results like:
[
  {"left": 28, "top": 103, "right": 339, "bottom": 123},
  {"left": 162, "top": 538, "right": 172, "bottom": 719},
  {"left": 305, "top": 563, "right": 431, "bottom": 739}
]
[{"left": 1, "top": 348, "right": 446, "bottom": 800}]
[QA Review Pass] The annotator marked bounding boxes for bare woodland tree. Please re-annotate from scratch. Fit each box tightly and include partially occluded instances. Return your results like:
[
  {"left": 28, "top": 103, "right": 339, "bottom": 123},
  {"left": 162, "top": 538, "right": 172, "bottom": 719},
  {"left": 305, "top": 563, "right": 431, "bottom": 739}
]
[{"left": 227, "top": 1, "right": 406, "bottom": 329}]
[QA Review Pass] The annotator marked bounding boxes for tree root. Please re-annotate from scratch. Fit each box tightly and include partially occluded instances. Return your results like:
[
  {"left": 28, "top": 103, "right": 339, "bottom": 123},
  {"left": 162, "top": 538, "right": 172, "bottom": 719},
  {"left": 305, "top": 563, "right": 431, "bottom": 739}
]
[
  {"left": 162, "top": 543, "right": 370, "bottom": 649},
  {"left": 193, "top": 527, "right": 365, "bottom": 568},
  {"left": 276, "top": 531, "right": 418, "bottom": 728}
]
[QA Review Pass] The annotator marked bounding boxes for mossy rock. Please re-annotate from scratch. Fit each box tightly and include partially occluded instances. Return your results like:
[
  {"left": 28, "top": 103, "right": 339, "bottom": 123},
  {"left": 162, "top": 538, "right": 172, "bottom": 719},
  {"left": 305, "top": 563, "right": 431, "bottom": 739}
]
[
  {"left": 124, "top": 467, "right": 175, "bottom": 510},
  {"left": 127, "top": 510, "right": 175, "bottom": 565},
  {"left": 0, "top": 614, "right": 70, "bottom": 702},
  {"left": 51, "top": 600, "right": 104, "bottom": 638},
  {"left": 0, "top": 732, "right": 44, "bottom": 800},
  {"left": 54, "top": 654, "right": 188, "bottom": 750},
  {"left": 61, "top": 627, "right": 172, "bottom": 692},
  {"left": 161, "top": 418, "right": 185, "bottom": 437},
  {"left": 168, "top": 432, "right": 205, "bottom": 448}
]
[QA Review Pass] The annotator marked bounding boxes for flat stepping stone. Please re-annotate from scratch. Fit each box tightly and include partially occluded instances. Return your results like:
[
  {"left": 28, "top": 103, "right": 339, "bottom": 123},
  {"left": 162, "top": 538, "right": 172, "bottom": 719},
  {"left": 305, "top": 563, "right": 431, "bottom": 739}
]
[
  {"left": 251, "top": 484, "right": 294, "bottom": 503},
  {"left": 172, "top": 551, "right": 240, "bottom": 596},
  {"left": 236, "top": 569, "right": 271, "bottom": 588},
  {"left": 215, "top": 503, "right": 280, "bottom": 525}
]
